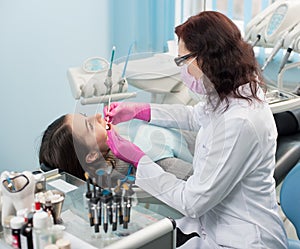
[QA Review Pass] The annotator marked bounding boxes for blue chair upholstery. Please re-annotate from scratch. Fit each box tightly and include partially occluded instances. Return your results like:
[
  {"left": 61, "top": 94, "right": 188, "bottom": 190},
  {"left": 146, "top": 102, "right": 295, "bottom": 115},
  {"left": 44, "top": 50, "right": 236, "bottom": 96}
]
[
  {"left": 288, "top": 239, "right": 300, "bottom": 249},
  {"left": 280, "top": 163, "right": 300, "bottom": 248}
]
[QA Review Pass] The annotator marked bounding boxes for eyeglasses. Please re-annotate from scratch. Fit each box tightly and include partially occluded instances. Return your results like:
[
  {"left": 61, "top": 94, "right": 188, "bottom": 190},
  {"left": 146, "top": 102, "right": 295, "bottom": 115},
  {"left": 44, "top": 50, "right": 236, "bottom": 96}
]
[{"left": 174, "top": 52, "right": 196, "bottom": 67}]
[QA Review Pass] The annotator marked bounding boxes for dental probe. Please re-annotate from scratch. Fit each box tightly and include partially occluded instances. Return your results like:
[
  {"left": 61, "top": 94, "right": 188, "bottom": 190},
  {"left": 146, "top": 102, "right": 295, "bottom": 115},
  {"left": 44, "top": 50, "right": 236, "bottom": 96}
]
[
  {"left": 104, "top": 46, "right": 116, "bottom": 129},
  {"left": 105, "top": 97, "right": 111, "bottom": 130}
]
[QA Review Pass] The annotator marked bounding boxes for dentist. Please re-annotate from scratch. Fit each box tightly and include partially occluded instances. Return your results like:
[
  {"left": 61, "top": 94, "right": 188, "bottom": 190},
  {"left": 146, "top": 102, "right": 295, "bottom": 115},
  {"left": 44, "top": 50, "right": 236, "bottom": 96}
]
[{"left": 105, "top": 11, "right": 288, "bottom": 249}]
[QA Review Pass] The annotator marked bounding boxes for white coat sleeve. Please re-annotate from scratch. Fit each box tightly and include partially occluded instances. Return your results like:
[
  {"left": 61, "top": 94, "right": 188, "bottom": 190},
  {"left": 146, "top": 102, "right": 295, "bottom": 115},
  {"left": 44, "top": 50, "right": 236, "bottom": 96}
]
[
  {"left": 136, "top": 117, "right": 261, "bottom": 218},
  {"left": 149, "top": 103, "right": 203, "bottom": 131}
]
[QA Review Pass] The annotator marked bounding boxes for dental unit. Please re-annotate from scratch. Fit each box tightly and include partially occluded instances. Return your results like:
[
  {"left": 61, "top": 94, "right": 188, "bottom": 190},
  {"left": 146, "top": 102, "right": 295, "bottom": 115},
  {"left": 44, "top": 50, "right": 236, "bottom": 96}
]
[
  {"left": 67, "top": 45, "right": 137, "bottom": 106},
  {"left": 245, "top": 0, "right": 300, "bottom": 114}
]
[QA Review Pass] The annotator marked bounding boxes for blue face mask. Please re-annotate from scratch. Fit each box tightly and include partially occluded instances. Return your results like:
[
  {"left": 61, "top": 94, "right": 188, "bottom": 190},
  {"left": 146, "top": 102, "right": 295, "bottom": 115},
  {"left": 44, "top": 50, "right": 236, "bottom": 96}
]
[{"left": 180, "top": 59, "right": 206, "bottom": 94}]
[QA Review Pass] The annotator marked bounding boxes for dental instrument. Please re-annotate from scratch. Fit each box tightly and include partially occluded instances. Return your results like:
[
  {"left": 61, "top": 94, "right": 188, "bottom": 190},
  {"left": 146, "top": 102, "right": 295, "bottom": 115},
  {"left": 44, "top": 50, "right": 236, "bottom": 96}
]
[
  {"left": 81, "top": 92, "right": 137, "bottom": 105},
  {"left": 123, "top": 182, "right": 134, "bottom": 229},
  {"left": 105, "top": 96, "right": 111, "bottom": 130},
  {"left": 104, "top": 46, "right": 116, "bottom": 96},
  {"left": 278, "top": 41, "right": 294, "bottom": 74},
  {"left": 96, "top": 187, "right": 102, "bottom": 227},
  {"left": 114, "top": 180, "right": 123, "bottom": 225},
  {"left": 84, "top": 172, "right": 94, "bottom": 226},
  {"left": 101, "top": 189, "right": 112, "bottom": 233},
  {"left": 105, "top": 46, "right": 116, "bottom": 129},
  {"left": 118, "top": 43, "right": 134, "bottom": 93},
  {"left": 112, "top": 195, "right": 118, "bottom": 231},
  {"left": 251, "top": 34, "right": 261, "bottom": 47},
  {"left": 261, "top": 31, "right": 288, "bottom": 71},
  {"left": 92, "top": 178, "right": 100, "bottom": 233}
]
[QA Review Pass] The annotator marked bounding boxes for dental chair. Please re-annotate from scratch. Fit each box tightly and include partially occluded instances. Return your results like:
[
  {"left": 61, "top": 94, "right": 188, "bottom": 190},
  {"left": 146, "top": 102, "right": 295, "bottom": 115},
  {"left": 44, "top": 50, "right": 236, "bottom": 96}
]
[
  {"left": 280, "top": 162, "right": 300, "bottom": 248},
  {"left": 274, "top": 109, "right": 300, "bottom": 186}
]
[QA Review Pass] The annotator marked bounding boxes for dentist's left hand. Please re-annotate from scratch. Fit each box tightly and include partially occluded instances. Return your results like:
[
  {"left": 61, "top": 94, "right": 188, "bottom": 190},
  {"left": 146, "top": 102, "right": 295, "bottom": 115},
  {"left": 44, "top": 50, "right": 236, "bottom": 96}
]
[{"left": 107, "top": 129, "right": 145, "bottom": 168}]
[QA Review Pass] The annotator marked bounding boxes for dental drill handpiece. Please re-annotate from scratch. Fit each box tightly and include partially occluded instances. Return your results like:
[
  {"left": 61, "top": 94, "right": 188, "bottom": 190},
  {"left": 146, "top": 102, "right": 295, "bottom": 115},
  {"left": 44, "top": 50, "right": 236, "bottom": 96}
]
[
  {"left": 115, "top": 180, "right": 123, "bottom": 225},
  {"left": 84, "top": 172, "right": 94, "bottom": 226},
  {"left": 95, "top": 169, "right": 105, "bottom": 230},
  {"left": 96, "top": 183, "right": 103, "bottom": 227},
  {"left": 91, "top": 178, "right": 100, "bottom": 233},
  {"left": 104, "top": 67, "right": 112, "bottom": 95},
  {"left": 122, "top": 183, "right": 134, "bottom": 229},
  {"left": 278, "top": 39, "right": 295, "bottom": 74},
  {"left": 118, "top": 43, "right": 133, "bottom": 93},
  {"left": 123, "top": 193, "right": 129, "bottom": 229},
  {"left": 106, "top": 172, "right": 113, "bottom": 226},
  {"left": 112, "top": 181, "right": 122, "bottom": 231},
  {"left": 261, "top": 32, "right": 288, "bottom": 71},
  {"left": 112, "top": 195, "right": 118, "bottom": 231},
  {"left": 127, "top": 182, "right": 134, "bottom": 224},
  {"left": 101, "top": 189, "right": 113, "bottom": 233},
  {"left": 104, "top": 46, "right": 115, "bottom": 95}
]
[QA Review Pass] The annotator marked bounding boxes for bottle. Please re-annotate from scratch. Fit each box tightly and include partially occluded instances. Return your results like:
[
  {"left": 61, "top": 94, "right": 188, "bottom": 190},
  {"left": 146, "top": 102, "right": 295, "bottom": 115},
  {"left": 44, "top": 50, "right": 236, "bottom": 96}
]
[
  {"left": 3, "top": 215, "right": 14, "bottom": 245},
  {"left": 33, "top": 211, "right": 51, "bottom": 249},
  {"left": 20, "top": 213, "right": 34, "bottom": 249},
  {"left": 10, "top": 216, "right": 25, "bottom": 249},
  {"left": 44, "top": 199, "right": 56, "bottom": 224}
]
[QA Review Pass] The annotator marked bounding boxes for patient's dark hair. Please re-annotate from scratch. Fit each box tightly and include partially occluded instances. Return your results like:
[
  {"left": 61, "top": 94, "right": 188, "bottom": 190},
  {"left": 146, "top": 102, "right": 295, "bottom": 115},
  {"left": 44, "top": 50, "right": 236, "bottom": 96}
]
[
  {"left": 39, "top": 115, "right": 85, "bottom": 180},
  {"left": 175, "top": 11, "right": 265, "bottom": 109},
  {"left": 39, "top": 115, "right": 115, "bottom": 180}
]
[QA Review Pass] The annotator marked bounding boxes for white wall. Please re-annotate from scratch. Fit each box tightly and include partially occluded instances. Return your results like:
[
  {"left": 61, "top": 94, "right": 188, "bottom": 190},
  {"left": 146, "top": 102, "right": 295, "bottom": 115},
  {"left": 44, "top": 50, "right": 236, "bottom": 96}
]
[{"left": 0, "top": 0, "right": 109, "bottom": 172}]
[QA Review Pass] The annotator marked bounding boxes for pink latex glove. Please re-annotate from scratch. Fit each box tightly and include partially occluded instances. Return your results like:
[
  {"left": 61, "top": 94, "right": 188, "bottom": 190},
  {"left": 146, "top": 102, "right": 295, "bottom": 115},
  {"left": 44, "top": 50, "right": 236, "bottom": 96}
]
[
  {"left": 104, "top": 102, "right": 150, "bottom": 125},
  {"left": 107, "top": 128, "right": 145, "bottom": 168}
]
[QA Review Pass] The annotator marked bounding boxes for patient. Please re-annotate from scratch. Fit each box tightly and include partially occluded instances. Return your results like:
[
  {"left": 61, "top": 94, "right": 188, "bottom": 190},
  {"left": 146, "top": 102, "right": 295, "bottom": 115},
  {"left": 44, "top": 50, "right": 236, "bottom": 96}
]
[{"left": 39, "top": 113, "right": 195, "bottom": 186}]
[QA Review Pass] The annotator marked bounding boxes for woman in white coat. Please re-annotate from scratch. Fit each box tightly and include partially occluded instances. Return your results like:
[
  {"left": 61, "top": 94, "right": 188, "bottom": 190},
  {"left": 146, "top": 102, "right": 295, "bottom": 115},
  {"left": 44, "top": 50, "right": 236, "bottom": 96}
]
[{"left": 105, "top": 11, "right": 288, "bottom": 249}]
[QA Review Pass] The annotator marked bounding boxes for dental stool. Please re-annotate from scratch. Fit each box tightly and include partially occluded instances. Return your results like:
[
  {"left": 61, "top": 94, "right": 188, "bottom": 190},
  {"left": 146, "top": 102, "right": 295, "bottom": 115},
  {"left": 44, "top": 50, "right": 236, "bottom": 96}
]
[
  {"left": 274, "top": 110, "right": 300, "bottom": 186},
  {"left": 280, "top": 162, "right": 300, "bottom": 248}
]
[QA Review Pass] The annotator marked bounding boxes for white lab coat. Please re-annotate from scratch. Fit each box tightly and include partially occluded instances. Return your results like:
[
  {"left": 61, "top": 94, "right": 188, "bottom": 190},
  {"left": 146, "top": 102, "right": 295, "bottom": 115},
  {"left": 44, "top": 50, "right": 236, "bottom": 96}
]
[{"left": 135, "top": 86, "right": 288, "bottom": 249}]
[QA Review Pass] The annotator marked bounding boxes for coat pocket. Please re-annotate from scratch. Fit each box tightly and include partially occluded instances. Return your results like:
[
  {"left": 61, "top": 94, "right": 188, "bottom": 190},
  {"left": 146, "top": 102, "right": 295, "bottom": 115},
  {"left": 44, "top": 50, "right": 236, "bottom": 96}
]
[{"left": 216, "top": 223, "right": 260, "bottom": 248}]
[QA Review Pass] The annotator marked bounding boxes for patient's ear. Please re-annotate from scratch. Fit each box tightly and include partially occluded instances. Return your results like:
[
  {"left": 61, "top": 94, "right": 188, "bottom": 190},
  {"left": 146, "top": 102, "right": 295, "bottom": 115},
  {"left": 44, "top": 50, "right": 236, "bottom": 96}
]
[{"left": 85, "top": 151, "right": 99, "bottom": 164}]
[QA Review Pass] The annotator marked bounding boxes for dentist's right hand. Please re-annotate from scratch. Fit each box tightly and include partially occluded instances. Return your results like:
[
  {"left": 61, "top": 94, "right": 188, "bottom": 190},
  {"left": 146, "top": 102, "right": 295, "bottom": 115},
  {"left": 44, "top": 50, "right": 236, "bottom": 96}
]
[
  {"left": 104, "top": 102, "right": 151, "bottom": 125},
  {"left": 106, "top": 128, "right": 145, "bottom": 168}
]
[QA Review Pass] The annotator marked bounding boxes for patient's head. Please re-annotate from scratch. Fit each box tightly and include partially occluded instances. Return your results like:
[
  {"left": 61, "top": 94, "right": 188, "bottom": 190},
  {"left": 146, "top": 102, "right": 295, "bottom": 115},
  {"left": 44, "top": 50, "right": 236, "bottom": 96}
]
[{"left": 39, "top": 113, "right": 114, "bottom": 180}]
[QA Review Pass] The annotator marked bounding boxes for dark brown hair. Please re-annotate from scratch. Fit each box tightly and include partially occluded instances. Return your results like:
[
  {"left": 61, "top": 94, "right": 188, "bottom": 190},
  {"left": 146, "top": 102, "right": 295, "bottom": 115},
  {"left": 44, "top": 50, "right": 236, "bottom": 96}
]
[
  {"left": 175, "top": 11, "right": 264, "bottom": 109},
  {"left": 39, "top": 115, "right": 115, "bottom": 180}
]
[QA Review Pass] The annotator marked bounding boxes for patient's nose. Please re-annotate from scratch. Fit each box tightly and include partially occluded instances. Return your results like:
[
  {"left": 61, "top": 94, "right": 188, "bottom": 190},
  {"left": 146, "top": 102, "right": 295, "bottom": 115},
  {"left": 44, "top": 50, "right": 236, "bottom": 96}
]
[{"left": 95, "top": 113, "right": 102, "bottom": 123}]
